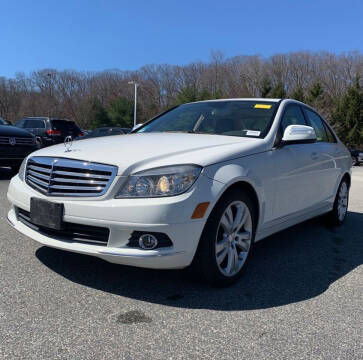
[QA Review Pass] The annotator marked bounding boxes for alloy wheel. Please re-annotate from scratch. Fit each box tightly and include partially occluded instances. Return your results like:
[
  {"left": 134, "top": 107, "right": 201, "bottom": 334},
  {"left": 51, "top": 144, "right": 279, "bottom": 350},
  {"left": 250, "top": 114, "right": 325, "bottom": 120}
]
[
  {"left": 337, "top": 182, "right": 348, "bottom": 221},
  {"left": 215, "top": 200, "right": 252, "bottom": 277}
]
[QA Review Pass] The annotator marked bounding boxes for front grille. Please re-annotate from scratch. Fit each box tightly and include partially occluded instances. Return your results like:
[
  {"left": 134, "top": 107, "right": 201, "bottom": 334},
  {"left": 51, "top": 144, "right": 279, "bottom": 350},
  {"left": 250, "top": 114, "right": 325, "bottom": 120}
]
[
  {"left": 0, "top": 136, "right": 34, "bottom": 146},
  {"left": 26, "top": 157, "right": 117, "bottom": 197},
  {"left": 17, "top": 207, "right": 109, "bottom": 246}
]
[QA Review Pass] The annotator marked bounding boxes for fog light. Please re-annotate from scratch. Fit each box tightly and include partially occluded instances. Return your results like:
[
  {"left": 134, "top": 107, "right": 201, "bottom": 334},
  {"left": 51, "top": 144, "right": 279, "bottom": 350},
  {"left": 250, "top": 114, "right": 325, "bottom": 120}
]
[{"left": 139, "top": 234, "right": 158, "bottom": 250}]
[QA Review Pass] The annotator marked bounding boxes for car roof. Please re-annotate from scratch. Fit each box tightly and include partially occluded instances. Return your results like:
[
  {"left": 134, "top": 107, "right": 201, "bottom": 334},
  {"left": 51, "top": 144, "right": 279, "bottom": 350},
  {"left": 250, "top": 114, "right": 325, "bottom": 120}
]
[
  {"left": 22, "top": 117, "right": 71, "bottom": 121},
  {"left": 96, "top": 127, "right": 123, "bottom": 130},
  {"left": 189, "top": 98, "right": 282, "bottom": 104}
]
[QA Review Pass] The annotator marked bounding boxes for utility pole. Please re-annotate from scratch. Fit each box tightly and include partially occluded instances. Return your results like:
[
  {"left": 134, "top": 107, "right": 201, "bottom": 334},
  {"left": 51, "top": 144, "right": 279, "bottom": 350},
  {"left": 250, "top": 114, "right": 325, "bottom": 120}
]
[
  {"left": 128, "top": 81, "right": 139, "bottom": 127},
  {"left": 47, "top": 73, "right": 52, "bottom": 118}
]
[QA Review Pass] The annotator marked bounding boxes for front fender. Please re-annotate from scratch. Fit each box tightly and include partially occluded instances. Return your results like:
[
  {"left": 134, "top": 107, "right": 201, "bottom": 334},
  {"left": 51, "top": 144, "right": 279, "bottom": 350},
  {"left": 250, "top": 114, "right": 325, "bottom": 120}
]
[{"left": 203, "top": 162, "right": 265, "bottom": 228}]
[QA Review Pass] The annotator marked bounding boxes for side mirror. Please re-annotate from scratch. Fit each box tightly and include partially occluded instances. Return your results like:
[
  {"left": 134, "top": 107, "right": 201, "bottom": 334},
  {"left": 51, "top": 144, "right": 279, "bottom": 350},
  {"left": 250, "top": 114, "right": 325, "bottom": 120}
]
[
  {"left": 132, "top": 123, "right": 143, "bottom": 132},
  {"left": 281, "top": 125, "right": 317, "bottom": 145}
]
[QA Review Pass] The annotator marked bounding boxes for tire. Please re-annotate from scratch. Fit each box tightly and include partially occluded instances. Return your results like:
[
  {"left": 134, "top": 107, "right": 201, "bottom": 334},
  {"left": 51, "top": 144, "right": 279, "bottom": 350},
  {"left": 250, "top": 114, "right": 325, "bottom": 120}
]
[
  {"left": 35, "top": 137, "right": 43, "bottom": 149},
  {"left": 328, "top": 178, "right": 349, "bottom": 226},
  {"left": 193, "top": 188, "right": 257, "bottom": 287}
]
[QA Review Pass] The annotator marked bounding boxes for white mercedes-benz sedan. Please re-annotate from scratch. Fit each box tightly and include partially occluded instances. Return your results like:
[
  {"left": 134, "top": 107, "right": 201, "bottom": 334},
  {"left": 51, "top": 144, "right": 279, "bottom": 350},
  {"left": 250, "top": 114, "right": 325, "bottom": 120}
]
[{"left": 7, "top": 99, "right": 351, "bottom": 285}]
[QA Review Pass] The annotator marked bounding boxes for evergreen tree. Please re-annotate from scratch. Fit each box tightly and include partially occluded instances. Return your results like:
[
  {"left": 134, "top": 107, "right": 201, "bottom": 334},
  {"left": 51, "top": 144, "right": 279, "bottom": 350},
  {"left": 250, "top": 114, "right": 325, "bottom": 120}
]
[
  {"left": 332, "top": 78, "right": 363, "bottom": 147},
  {"left": 260, "top": 76, "right": 272, "bottom": 98},
  {"left": 309, "top": 82, "right": 323, "bottom": 102},
  {"left": 291, "top": 86, "right": 305, "bottom": 102},
  {"left": 270, "top": 81, "right": 286, "bottom": 99},
  {"left": 173, "top": 87, "right": 198, "bottom": 105},
  {"left": 173, "top": 87, "right": 219, "bottom": 106},
  {"left": 89, "top": 97, "right": 111, "bottom": 129},
  {"left": 107, "top": 96, "right": 134, "bottom": 127}
]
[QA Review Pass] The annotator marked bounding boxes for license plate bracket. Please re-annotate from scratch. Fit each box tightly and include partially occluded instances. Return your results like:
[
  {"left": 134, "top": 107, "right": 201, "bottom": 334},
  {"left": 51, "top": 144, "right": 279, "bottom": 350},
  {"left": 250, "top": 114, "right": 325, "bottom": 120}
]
[{"left": 30, "top": 198, "right": 64, "bottom": 230}]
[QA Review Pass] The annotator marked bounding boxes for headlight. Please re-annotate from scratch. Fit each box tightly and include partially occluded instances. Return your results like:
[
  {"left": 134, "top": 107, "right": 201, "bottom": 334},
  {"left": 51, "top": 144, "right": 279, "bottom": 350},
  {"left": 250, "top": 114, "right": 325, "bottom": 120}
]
[
  {"left": 115, "top": 164, "right": 202, "bottom": 198},
  {"left": 18, "top": 157, "right": 28, "bottom": 181}
]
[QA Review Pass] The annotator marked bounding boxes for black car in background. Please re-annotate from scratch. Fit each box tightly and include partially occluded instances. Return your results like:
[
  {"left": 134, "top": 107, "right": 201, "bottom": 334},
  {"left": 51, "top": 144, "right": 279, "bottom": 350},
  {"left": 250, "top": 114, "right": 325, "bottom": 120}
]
[
  {"left": 0, "top": 117, "right": 12, "bottom": 126},
  {"left": 15, "top": 117, "right": 83, "bottom": 148},
  {"left": 75, "top": 127, "right": 125, "bottom": 140},
  {"left": 0, "top": 122, "right": 38, "bottom": 171},
  {"left": 120, "top": 127, "right": 131, "bottom": 134},
  {"left": 350, "top": 148, "right": 363, "bottom": 166}
]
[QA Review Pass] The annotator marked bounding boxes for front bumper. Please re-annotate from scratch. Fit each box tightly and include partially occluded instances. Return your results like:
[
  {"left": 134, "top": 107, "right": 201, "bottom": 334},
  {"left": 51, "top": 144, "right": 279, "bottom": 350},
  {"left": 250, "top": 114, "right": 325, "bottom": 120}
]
[
  {"left": 7, "top": 174, "right": 223, "bottom": 269},
  {"left": 0, "top": 146, "right": 37, "bottom": 166}
]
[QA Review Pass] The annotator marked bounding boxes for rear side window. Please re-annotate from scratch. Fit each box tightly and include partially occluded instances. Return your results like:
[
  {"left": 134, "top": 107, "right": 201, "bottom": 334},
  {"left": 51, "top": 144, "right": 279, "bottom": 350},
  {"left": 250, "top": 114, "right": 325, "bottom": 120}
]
[
  {"left": 25, "top": 119, "right": 45, "bottom": 129},
  {"left": 304, "top": 109, "right": 329, "bottom": 142},
  {"left": 280, "top": 105, "right": 307, "bottom": 132}
]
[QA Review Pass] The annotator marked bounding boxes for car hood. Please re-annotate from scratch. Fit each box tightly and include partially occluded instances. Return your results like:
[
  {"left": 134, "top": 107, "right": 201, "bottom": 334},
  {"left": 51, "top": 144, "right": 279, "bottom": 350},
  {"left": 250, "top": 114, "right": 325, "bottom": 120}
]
[
  {"left": 0, "top": 125, "right": 33, "bottom": 137},
  {"left": 29, "top": 133, "right": 267, "bottom": 175}
]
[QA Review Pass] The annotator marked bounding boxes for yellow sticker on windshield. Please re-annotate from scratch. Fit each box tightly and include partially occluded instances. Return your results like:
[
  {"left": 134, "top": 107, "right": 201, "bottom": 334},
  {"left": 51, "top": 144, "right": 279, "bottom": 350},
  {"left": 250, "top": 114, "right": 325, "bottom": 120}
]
[{"left": 254, "top": 104, "right": 272, "bottom": 109}]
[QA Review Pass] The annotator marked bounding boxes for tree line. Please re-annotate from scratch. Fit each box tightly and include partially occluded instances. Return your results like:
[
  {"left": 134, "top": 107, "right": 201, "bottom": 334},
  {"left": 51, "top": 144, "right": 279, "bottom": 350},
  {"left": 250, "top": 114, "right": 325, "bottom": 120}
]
[{"left": 0, "top": 50, "right": 362, "bottom": 146}]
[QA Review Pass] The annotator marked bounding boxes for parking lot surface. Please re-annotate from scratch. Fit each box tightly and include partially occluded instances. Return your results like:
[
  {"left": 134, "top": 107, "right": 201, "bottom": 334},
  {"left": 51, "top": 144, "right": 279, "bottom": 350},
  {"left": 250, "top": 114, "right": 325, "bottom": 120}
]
[{"left": 0, "top": 167, "right": 362, "bottom": 359}]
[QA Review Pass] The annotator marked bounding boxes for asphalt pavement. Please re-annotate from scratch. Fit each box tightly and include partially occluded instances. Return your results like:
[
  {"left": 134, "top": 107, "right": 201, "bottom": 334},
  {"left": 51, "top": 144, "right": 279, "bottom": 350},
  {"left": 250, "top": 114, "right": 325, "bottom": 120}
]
[{"left": 0, "top": 167, "right": 362, "bottom": 359}]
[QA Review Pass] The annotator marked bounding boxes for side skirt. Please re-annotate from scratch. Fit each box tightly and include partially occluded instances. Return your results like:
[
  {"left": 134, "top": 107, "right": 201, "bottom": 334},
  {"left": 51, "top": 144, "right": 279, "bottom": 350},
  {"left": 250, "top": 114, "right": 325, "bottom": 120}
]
[{"left": 255, "top": 204, "right": 332, "bottom": 242}]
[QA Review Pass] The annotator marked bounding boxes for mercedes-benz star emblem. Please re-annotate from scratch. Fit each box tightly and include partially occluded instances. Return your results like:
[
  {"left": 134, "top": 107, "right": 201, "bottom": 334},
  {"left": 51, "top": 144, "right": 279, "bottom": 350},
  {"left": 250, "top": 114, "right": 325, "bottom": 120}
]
[
  {"left": 64, "top": 136, "right": 73, "bottom": 152},
  {"left": 9, "top": 137, "right": 16, "bottom": 146}
]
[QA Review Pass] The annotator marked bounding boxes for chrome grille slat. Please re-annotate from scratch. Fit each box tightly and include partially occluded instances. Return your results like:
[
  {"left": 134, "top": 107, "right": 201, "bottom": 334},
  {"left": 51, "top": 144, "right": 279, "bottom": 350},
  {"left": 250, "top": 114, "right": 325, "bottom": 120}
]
[
  {"left": 52, "top": 177, "right": 108, "bottom": 185},
  {"left": 49, "top": 184, "right": 103, "bottom": 191},
  {"left": 26, "top": 157, "right": 117, "bottom": 197},
  {"left": 27, "top": 175, "right": 49, "bottom": 188},
  {"left": 52, "top": 170, "right": 109, "bottom": 179},
  {"left": 0, "top": 136, "right": 34, "bottom": 145},
  {"left": 28, "top": 170, "right": 50, "bottom": 181},
  {"left": 28, "top": 165, "right": 52, "bottom": 173}
]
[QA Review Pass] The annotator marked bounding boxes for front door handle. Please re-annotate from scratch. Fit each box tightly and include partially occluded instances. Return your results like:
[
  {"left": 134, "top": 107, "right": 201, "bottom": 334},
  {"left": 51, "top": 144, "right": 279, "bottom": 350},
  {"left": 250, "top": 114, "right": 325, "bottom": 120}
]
[{"left": 311, "top": 152, "right": 319, "bottom": 160}]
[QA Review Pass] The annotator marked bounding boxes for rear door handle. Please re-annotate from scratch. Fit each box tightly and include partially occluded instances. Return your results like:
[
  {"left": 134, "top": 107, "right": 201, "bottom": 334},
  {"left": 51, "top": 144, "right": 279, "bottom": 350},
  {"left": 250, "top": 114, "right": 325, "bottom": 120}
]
[{"left": 311, "top": 152, "right": 319, "bottom": 160}]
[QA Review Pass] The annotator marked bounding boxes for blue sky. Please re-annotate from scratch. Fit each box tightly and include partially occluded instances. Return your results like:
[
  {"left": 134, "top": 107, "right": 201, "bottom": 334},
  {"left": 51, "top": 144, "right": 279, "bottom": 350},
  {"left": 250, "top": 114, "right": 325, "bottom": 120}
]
[{"left": 0, "top": 0, "right": 362, "bottom": 78}]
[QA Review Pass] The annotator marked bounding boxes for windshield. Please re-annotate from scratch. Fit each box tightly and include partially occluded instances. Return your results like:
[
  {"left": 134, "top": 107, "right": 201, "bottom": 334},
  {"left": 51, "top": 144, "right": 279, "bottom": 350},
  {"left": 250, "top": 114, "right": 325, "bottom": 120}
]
[
  {"left": 0, "top": 117, "right": 8, "bottom": 125},
  {"left": 138, "top": 101, "right": 279, "bottom": 138}
]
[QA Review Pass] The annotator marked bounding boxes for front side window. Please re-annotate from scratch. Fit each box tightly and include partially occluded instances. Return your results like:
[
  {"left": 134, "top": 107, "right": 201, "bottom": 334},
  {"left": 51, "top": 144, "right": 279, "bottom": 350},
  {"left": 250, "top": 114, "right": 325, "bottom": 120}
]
[
  {"left": 323, "top": 122, "right": 337, "bottom": 143},
  {"left": 304, "top": 109, "right": 329, "bottom": 142},
  {"left": 138, "top": 101, "right": 279, "bottom": 138},
  {"left": 15, "top": 119, "right": 25, "bottom": 127},
  {"left": 280, "top": 105, "right": 307, "bottom": 133}
]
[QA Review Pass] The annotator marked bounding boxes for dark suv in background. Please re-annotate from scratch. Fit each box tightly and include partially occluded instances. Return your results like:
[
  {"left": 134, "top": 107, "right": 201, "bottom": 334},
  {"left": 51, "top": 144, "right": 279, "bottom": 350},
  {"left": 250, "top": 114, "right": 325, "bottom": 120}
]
[
  {"left": 15, "top": 117, "right": 83, "bottom": 148},
  {"left": 0, "top": 118, "right": 38, "bottom": 171}
]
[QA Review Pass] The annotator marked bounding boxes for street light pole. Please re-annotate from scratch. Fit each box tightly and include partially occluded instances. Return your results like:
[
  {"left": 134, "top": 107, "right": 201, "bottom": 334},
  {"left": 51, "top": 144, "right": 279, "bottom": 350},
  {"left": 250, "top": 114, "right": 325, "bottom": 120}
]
[
  {"left": 128, "top": 81, "right": 139, "bottom": 127},
  {"left": 47, "top": 73, "right": 52, "bottom": 118}
]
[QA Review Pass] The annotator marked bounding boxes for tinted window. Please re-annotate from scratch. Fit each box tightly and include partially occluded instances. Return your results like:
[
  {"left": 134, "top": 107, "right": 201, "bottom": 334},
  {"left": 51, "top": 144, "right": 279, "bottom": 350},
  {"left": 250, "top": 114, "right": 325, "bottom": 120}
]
[
  {"left": 304, "top": 109, "right": 329, "bottom": 142},
  {"left": 280, "top": 105, "right": 307, "bottom": 132},
  {"left": 138, "top": 101, "right": 279, "bottom": 138},
  {"left": 51, "top": 120, "right": 79, "bottom": 132},
  {"left": 98, "top": 129, "right": 109, "bottom": 135},
  {"left": 25, "top": 119, "right": 45, "bottom": 128},
  {"left": 105, "top": 129, "right": 123, "bottom": 136},
  {"left": 15, "top": 119, "right": 25, "bottom": 127}
]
